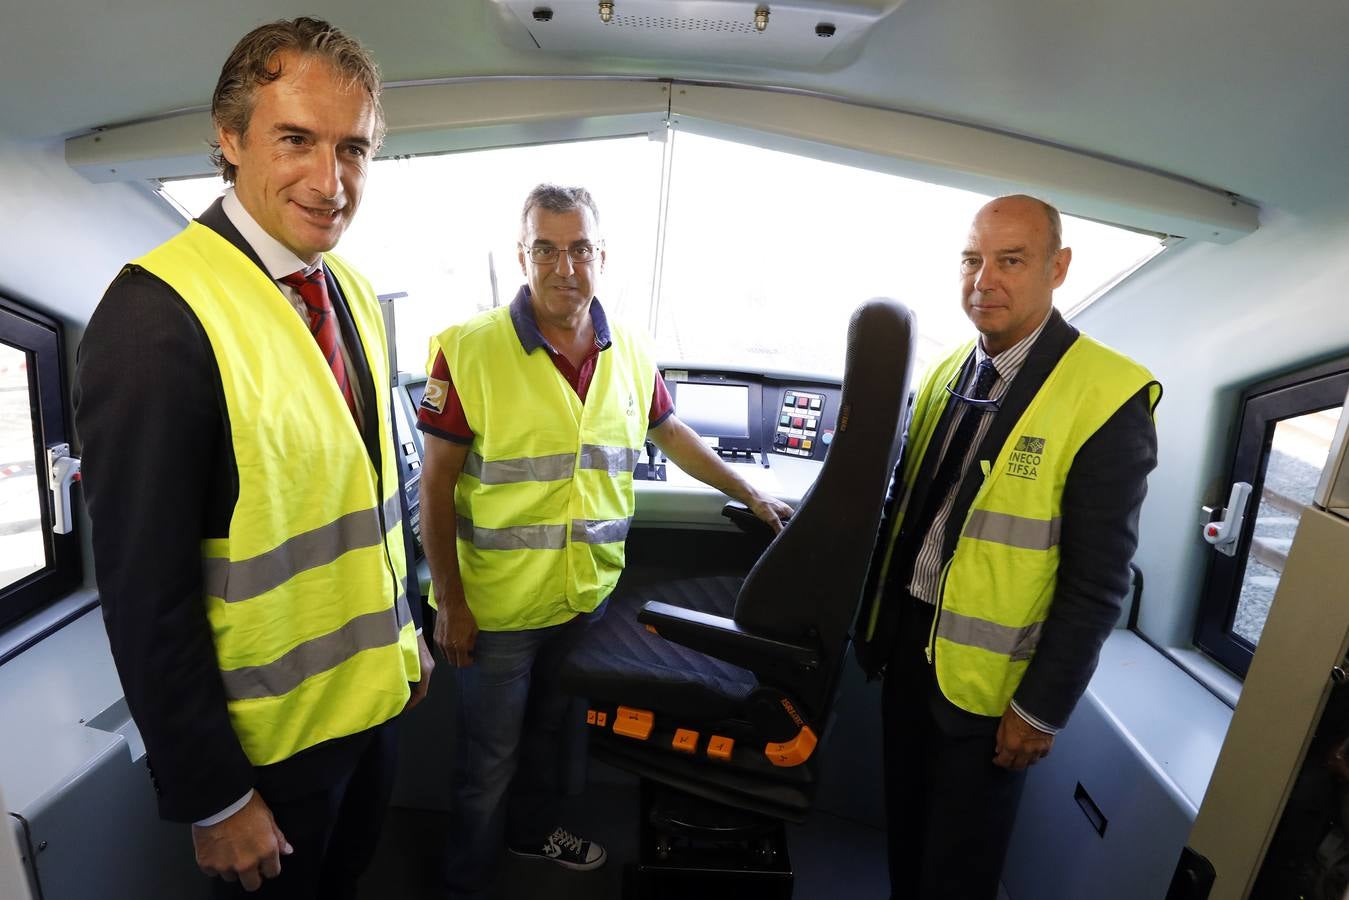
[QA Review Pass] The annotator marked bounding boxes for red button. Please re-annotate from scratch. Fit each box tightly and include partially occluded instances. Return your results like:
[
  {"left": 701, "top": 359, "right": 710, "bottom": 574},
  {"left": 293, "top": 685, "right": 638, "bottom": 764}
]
[
  {"left": 788, "top": 437, "right": 800, "bottom": 448},
  {"left": 791, "top": 417, "right": 804, "bottom": 428},
  {"left": 796, "top": 397, "right": 809, "bottom": 408}
]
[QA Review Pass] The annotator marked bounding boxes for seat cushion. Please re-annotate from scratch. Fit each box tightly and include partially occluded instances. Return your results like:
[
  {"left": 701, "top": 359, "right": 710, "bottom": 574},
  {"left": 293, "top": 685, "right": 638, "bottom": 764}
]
[{"left": 561, "top": 575, "right": 759, "bottom": 722}]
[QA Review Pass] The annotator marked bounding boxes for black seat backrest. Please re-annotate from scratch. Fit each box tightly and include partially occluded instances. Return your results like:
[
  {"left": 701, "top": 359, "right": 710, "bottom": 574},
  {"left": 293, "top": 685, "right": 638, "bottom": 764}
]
[{"left": 734, "top": 299, "right": 916, "bottom": 678}]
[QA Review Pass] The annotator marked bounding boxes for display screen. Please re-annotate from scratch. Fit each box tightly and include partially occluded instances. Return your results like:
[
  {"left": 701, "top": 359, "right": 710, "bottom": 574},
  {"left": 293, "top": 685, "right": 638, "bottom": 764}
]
[{"left": 676, "top": 382, "right": 751, "bottom": 439}]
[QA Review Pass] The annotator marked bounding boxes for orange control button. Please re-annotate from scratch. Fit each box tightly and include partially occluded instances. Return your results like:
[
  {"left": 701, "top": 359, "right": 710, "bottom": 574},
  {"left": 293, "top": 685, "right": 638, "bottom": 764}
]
[
  {"left": 586, "top": 709, "right": 597, "bottom": 725},
  {"left": 645, "top": 624, "right": 660, "bottom": 635},
  {"left": 707, "top": 735, "right": 735, "bottom": 761},
  {"left": 672, "top": 728, "right": 699, "bottom": 754},
  {"left": 613, "top": 706, "right": 654, "bottom": 740},
  {"left": 596, "top": 712, "right": 607, "bottom": 727},
  {"left": 764, "top": 726, "right": 818, "bottom": 767}
]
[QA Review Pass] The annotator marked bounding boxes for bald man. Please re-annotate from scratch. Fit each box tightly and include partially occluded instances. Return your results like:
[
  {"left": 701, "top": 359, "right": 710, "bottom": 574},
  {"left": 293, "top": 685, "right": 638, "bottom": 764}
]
[{"left": 855, "top": 195, "right": 1161, "bottom": 899}]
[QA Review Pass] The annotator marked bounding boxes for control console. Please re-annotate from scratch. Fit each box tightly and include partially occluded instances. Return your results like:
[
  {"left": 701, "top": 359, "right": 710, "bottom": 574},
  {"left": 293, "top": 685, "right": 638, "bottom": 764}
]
[
  {"left": 661, "top": 368, "right": 842, "bottom": 464},
  {"left": 773, "top": 389, "right": 830, "bottom": 458}
]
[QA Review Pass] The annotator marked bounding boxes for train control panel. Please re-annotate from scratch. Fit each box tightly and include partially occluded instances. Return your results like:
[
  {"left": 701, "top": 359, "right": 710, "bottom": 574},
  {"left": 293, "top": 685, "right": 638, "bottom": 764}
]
[
  {"left": 637, "top": 367, "right": 844, "bottom": 528},
  {"left": 661, "top": 368, "right": 843, "bottom": 465},
  {"left": 392, "top": 367, "right": 844, "bottom": 534}
]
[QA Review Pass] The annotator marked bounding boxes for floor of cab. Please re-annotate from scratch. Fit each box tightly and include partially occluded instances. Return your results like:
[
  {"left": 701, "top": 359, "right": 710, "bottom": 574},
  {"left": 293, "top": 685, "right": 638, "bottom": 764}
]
[{"left": 359, "top": 760, "right": 892, "bottom": 899}]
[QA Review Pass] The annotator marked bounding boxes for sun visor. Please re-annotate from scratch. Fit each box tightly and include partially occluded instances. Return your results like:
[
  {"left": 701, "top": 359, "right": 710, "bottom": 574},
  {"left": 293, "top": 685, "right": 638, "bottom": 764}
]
[{"left": 486, "top": 0, "right": 907, "bottom": 70}]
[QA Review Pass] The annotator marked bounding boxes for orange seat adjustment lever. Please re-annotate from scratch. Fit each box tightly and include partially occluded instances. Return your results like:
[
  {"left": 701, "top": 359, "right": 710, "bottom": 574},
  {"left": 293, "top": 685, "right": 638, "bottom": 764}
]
[
  {"left": 672, "top": 728, "right": 699, "bottom": 753},
  {"left": 764, "top": 726, "right": 818, "bottom": 767},
  {"left": 707, "top": 735, "right": 735, "bottom": 761},
  {"left": 613, "top": 706, "right": 654, "bottom": 740}
]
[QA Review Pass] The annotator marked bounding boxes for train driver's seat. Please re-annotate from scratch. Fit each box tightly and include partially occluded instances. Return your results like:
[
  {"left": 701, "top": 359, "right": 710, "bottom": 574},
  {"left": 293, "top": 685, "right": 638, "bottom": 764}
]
[{"left": 560, "top": 298, "right": 916, "bottom": 893}]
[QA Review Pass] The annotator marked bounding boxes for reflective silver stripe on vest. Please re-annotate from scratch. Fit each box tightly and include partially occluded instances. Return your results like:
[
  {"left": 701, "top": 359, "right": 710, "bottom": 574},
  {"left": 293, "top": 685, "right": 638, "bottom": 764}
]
[
  {"left": 205, "top": 496, "right": 403, "bottom": 604},
  {"left": 394, "top": 590, "right": 413, "bottom": 629},
  {"left": 463, "top": 451, "right": 576, "bottom": 484},
  {"left": 456, "top": 515, "right": 567, "bottom": 551},
  {"left": 220, "top": 601, "right": 409, "bottom": 701},
  {"left": 936, "top": 608, "right": 1043, "bottom": 662},
  {"left": 963, "top": 510, "right": 1062, "bottom": 551},
  {"left": 571, "top": 517, "right": 632, "bottom": 544},
  {"left": 579, "top": 444, "right": 642, "bottom": 476}
]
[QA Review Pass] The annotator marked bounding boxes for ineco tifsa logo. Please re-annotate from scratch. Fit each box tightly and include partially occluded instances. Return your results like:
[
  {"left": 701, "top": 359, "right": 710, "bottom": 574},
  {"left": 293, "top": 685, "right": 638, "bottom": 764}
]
[
  {"left": 421, "top": 377, "right": 449, "bottom": 414},
  {"left": 1007, "top": 435, "right": 1046, "bottom": 480}
]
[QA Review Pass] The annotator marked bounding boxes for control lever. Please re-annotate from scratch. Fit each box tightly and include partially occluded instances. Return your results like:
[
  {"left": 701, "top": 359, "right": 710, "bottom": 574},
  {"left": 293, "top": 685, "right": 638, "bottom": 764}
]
[
  {"left": 1201, "top": 481, "right": 1252, "bottom": 557},
  {"left": 722, "top": 501, "right": 777, "bottom": 540},
  {"left": 46, "top": 443, "right": 81, "bottom": 535},
  {"left": 635, "top": 440, "right": 666, "bottom": 482}
]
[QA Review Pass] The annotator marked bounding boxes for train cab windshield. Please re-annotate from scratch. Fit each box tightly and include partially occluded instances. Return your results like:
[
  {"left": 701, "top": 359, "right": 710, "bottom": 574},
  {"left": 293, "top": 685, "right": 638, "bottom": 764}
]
[{"left": 158, "top": 131, "right": 1166, "bottom": 378}]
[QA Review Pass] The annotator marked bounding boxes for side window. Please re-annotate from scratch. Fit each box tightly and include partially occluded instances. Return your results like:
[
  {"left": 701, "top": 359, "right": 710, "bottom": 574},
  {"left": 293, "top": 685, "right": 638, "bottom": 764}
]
[
  {"left": 0, "top": 293, "right": 81, "bottom": 642},
  {"left": 1195, "top": 357, "right": 1349, "bottom": 676}
]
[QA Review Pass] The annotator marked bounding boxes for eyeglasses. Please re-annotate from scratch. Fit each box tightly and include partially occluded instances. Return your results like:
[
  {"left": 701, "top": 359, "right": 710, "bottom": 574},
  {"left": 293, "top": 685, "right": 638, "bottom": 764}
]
[
  {"left": 523, "top": 243, "right": 600, "bottom": 265},
  {"left": 942, "top": 366, "right": 1002, "bottom": 412}
]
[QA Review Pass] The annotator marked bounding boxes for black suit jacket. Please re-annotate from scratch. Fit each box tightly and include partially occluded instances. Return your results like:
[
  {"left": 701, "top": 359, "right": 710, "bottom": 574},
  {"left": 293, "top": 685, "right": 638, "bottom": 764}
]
[
  {"left": 74, "top": 198, "right": 422, "bottom": 823},
  {"left": 856, "top": 310, "right": 1158, "bottom": 729}
]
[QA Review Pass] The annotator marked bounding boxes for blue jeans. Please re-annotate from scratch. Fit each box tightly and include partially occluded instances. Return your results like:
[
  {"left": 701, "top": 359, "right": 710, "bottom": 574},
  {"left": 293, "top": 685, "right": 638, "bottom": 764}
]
[{"left": 442, "top": 601, "right": 606, "bottom": 896}]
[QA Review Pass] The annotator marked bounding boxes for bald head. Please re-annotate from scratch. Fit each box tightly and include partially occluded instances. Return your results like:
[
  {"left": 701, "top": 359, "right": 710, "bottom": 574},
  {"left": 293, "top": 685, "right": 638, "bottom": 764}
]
[
  {"left": 960, "top": 193, "right": 1072, "bottom": 355},
  {"left": 975, "top": 194, "right": 1063, "bottom": 260}
]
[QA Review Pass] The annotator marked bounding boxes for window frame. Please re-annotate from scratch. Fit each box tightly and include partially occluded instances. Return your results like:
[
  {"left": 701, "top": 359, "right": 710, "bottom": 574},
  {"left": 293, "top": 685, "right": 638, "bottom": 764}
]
[
  {"left": 1195, "top": 354, "right": 1349, "bottom": 677},
  {"left": 0, "top": 291, "right": 82, "bottom": 637}
]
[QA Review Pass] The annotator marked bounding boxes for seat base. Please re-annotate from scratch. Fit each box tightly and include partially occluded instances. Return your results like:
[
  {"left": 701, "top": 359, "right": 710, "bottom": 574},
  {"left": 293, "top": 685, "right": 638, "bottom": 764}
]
[{"left": 622, "top": 779, "right": 795, "bottom": 900}]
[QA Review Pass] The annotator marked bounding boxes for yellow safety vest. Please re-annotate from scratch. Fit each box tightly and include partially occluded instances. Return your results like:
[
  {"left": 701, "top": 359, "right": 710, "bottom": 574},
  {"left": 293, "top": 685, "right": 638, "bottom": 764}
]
[
  {"left": 432, "top": 305, "right": 654, "bottom": 631},
  {"left": 136, "top": 223, "right": 419, "bottom": 766},
  {"left": 870, "top": 334, "right": 1159, "bottom": 716}
]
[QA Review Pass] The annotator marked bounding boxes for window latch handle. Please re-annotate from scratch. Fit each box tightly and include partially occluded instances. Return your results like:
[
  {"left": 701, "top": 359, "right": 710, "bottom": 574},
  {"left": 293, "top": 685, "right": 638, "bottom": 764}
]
[
  {"left": 46, "top": 443, "right": 81, "bottom": 536},
  {"left": 1201, "top": 481, "right": 1253, "bottom": 557}
]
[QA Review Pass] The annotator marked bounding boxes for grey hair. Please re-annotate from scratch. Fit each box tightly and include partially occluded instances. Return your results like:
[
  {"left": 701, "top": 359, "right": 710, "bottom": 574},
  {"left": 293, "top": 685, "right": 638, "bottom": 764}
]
[{"left": 520, "top": 184, "right": 601, "bottom": 238}]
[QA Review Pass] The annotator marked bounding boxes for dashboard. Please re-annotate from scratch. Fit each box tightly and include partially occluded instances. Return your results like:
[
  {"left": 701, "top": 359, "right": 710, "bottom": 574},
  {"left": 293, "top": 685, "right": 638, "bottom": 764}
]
[
  {"left": 391, "top": 366, "right": 839, "bottom": 554},
  {"left": 661, "top": 368, "right": 841, "bottom": 463}
]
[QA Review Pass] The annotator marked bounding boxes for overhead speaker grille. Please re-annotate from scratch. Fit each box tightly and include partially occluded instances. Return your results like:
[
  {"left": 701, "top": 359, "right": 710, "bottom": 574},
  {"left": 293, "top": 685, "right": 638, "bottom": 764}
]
[
  {"left": 489, "top": 1, "right": 911, "bottom": 70},
  {"left": 611, "top": 15, "right": 758, "bottom": 34}
]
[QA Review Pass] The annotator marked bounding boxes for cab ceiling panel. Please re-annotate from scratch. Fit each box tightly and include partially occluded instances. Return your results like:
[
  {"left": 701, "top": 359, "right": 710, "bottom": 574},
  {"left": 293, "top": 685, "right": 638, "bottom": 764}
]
[
  {"left": 487, "top": 0, "right": 907, "bottom": 69},
  {"left": 67, "top": 76, "right": 1257, "bottom": 243},
  {"left": 65, "top": 80, "right": 673, "bottom": 182}
]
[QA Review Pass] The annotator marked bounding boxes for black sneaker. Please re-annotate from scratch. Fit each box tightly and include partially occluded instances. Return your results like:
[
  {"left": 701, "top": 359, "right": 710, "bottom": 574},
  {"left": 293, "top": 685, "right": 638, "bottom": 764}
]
[{"left": 509, "top": 826, "right": 607, "bottom": 871}]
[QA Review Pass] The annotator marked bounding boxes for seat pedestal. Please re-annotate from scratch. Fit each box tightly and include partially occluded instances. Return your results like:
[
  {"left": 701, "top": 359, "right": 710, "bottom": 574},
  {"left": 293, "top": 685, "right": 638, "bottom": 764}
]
[{"left": 623, "top": 780, "right": 794, "bottom": 899}]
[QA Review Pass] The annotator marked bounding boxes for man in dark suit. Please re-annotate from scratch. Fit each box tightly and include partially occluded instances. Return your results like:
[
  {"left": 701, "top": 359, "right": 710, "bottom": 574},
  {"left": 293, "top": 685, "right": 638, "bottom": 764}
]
[
  {"left": 75, "top": 18, "right": 432, "bottom": 897},
  {"left": 854, "top": 195, "right": 1160, "bottom": 899}
]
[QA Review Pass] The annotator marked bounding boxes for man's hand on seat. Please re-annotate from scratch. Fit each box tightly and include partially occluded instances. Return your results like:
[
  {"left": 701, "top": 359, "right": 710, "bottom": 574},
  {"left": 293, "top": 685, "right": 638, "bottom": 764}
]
[
  {"left": 746, "top": 490, "right": 793, "bottom": 534},
  {"left": 649, "top": 416, "right": 792, "bottom": 533}
]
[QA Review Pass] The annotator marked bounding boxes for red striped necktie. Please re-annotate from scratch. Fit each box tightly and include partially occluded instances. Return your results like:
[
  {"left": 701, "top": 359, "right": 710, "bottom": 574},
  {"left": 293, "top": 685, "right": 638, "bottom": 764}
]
[{"left": 280, "top": 268, "right": 358, "bottom": 420}]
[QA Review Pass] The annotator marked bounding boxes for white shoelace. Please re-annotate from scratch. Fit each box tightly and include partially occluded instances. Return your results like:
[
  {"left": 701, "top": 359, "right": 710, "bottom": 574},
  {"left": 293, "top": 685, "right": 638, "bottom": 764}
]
[{"left": 550, "top": 827, "right": 585, "bottom": 855}]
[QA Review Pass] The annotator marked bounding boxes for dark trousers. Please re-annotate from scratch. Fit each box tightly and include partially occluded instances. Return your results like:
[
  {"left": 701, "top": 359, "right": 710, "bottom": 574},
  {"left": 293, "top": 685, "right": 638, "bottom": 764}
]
[
  {"left": 211, "top": 720, "right": 398, "bottom": 900},
  {"left": 881, "top": 597, "right": 1026, "bottom": 900}
]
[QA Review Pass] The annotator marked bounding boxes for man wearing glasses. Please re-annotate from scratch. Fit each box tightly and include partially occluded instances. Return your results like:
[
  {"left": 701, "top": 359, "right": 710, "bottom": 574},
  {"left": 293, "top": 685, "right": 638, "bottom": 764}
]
[
  {"left": 855, "top": 195, "right": 1161, "bottom": 899},
  {"left": 415, "top": 183, "right": 791, "bottom": 898}
]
